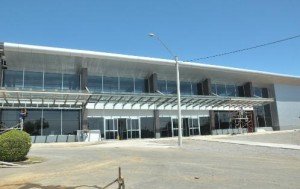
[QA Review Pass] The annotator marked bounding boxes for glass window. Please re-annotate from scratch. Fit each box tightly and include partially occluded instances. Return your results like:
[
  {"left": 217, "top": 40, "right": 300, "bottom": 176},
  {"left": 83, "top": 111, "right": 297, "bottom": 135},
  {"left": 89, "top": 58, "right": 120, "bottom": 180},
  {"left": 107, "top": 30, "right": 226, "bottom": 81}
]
[
  {"left": 191, "top": 83, "right": 198, "bottom": 95},
  {"left": 1, "top": 110, "right": 19, "bottom": 129},
  {"left": 226, "top": 84, "right": 237, "bottom": 97},
  {"left": 160, "top": 117, "right": 172, "bottom": 137},
  {"left": 180, "top": 82, "right": 191, "bottom": 95},
  {"left": 63, "top": 74, "right": 80, "bottom": 91},
  {"left": 23, "top": 110, "right": 42, "bottom": 136},
  {"left": 157, "top": 80, "right": 167, "bottom": 93},
  {"left": 88, "top": 117, "right": 104, "bottom": 138},
  {"left": 211, "top": 84, "right": 217, "bottom": 95},
  {"left": 140, "top": 117, "right": 154, "bottom": 138},
  {"left": 105, "top": 119, "right": 118, "bottom": 139},
  {"left": 24, "top": 71, "right": 43, "bottom": 90},
  {"left": 254, "top": 87, "right": 263, "bottom": 97},
  {"left": 62, "top": 110, "right": 80, "bottom": 135},
  {"left": 43, "top": 110, "right": 61, "bottom": 135},
  {"left": 87, "top": 75, "right": 102, "bottom": 92},
  {"left": 44, "top": 73, "right": 62, "bottom": 90},
  {"left": 103, "top": 76, "right": 119, "bottom": 93},
  {"left": 135, "top": 78, "right": 148, "bottom": 93},
  {"left": 218, "top": 111, "right": 231, "bottom": 129},
  {"left": 167, "top": 80, "right": 177, "bottom": 94},
  {"left": 3, "top": 70, "right": 23, "bottom": 88},
  {"left": 119, "top": 77, "right": 134, "bottom": 93},
  {"left": 200, "top": 116, "right": 210, "bottom": 135},
  {"left": 216, "top": 84, "right": 226, "bottom": 96}
]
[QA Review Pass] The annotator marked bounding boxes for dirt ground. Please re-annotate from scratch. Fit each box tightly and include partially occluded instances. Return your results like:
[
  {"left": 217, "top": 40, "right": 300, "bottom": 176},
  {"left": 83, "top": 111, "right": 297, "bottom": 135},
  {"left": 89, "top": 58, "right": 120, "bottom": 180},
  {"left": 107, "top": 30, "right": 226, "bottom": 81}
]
[{"left": 1, "top": 131, "right": 300, "bottom": 189}]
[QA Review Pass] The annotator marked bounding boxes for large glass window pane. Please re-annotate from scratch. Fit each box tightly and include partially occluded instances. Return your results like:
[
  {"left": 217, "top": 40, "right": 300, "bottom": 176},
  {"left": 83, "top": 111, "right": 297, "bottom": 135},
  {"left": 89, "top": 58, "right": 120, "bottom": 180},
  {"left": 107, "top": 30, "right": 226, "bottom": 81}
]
[
  {"left": 226, "top": 84, "right": 237, "bottom": 97},
  {"left": 24, "top": 71, "right": 43, "bottom": 90},
  {"left": 63, "top": 74, "right": 80, "bottom": 91},
  {"left": 3, "top": 70, "right": 23, "bottom": 88},
  {"left": 87, "top": 75, "right": 102, "bottom": 92},
  {"left": 140, "top": 117, "right": 154, "bottom": 138},
  {"left": 200, "top": 116, "right": 210, "bottom": 135},
  {"left": 157, "top": 80, "right": 167, "bottom": 93},
  {"left": 62, "top": 110, "right": 80, "bottom": 135},
  {"left": 211, "top": 84, "right": 217, "bottom": 95},
  {"left": 23, "top": 110, "right": 42, "bottom": 136},
  {"left": 216, "top": 84, "right": 226, "bottom": 96},
  {"left": 191, "top": 83, "right": 198, "bottom": 95},
  {"left": 254, "top": 87, "right": 263, "bottom": 97},
  {"left": 44, "top": 73, "right": 62, "bottom": 90},
  {"left": 105, "top": 119, "right": 117, "bottom": 139},
  {"left": 43, "top": 110, "right": 61, "bottom": 135},
  {"left": 88, "top": 117, "right": 104, "bottom": 138},
  {"left": 180, "top": 82, "right": 191, "bottom": 95},
  {"left": 135, "top": 78, "right": 148, "bottom": 93},
  {"left": 1, "top": 110, "right": 19, "bottom": 129},
  {"left": 160, "top": 117, "right": 172, "bottom": 138},
  {"left": 103, "top": 76, "right": 119, "bottom": 93},
  {"left": 119, "top": 77, "right": 134, "bottom": 93},
  {"left": 167, "top": 80, "right": 177, "bottom": 94}
]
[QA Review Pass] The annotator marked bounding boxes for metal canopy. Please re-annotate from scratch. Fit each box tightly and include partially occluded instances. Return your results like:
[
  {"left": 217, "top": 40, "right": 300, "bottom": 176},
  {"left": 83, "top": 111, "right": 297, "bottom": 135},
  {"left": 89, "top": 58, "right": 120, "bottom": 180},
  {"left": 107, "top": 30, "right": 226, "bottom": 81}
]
[{"left": 0, "top": 89, "right": 274, "bottom": 109}]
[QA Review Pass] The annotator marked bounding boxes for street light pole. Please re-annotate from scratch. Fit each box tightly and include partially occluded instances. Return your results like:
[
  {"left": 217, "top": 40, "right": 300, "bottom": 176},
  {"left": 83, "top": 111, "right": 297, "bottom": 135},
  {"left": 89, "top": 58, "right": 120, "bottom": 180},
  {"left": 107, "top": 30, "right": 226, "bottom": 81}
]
[{"left": 148, "top": 33, "right": 182, "bottom": 147}]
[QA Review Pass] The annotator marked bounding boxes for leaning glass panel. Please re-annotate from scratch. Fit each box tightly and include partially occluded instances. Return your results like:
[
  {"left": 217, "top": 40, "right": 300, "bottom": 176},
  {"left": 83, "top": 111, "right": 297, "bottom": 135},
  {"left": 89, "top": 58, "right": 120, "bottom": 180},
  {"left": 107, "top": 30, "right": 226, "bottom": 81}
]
[
  {"left": 24, "top": 71, "right": 43, "bottom": 90},
  {"left": 63, "top": 74, "right": 80, "bottom": 91},
  {"left": 62, "top": 110, "right": 80, "bottom": 135},
  {"left": 119, "top": 77, "right": 134, "bottom": 93},
  {"left": 44, "top": 72, "right": 62, "bottom": 90},
  {"left": 3, "top": 70, "right": 23, "bottom": 88},
  {"left": 103, "top": 76, "right": 119, "bottom": 93},
  {"left": 43, "top": 110, "right": 61, "bottom": 135}
]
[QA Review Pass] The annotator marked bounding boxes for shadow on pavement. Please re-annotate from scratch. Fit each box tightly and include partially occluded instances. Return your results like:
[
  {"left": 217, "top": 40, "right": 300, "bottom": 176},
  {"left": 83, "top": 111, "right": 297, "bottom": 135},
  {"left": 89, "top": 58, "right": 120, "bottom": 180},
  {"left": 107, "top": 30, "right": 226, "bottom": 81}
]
[{"left": 0, "top": 183, "right": 103, "bottom": 189}]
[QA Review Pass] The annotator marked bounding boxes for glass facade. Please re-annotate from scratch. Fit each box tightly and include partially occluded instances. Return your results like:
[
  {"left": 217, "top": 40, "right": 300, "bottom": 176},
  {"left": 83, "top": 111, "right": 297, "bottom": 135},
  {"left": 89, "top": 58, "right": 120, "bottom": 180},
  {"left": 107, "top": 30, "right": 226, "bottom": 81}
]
[
  {"left": 105, "top": 119, "right": 118, "bottom": 139},
  {"left": 119, "top": 77, "right": 134, "bottom": 93},
  {"left": 160, "top": 117, "right": 172, "bottom": 137},
  {"left": 87, "top": 76, "right": 102, "bottom": 92},
  {"left": 134, "top": 78, "right": 148, "bottom": 93},
  {"left": 140, "top": 117, "right": 155, "bottom": 138},
  {"left": 211, "top": 83, "right": 237, "bottom": 97},
  {"left": 103, "top": 76, "right": 119, "bottom": 93},
  {"left": 200, "top": 116, "right": 210, "bottom": 135},
  {"left": 44, "top": 73, "right": 62, "bottom": 90},
  {"left": 24, "top": 71, "right": 43, "bottom": 90},
  {"left": 3, "top": 70, "right": 23, "bottom": 88},
  {"left": 63, "top": 74, "right": 80, "bottom": 91},
  {"left": 1, "top": 109, "right": 80, "bottom": 136},
  {"left": 88, "top": 117, "right": 104, "bottom": 138}
]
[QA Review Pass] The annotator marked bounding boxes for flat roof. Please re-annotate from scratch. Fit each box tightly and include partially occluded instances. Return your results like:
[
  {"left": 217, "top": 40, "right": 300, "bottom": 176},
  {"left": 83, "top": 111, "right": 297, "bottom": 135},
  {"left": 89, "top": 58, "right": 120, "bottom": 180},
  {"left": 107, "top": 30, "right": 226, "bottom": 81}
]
[{"left": 3, "top": 42, "right": 300, "bottom": 84}]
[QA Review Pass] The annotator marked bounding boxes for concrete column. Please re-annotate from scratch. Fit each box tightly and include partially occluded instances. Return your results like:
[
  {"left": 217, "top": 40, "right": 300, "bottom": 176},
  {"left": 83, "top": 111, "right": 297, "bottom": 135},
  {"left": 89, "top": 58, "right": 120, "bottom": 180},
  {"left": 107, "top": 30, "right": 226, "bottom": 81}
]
[
  {"left": 149, "top": 73, "right": 158, "bottom": 93},
  {"left": 202, "top": 78, "right": 211, "bottom": 95},
  {"left": 80, "top": 67, "right": 88, "bottom": 91},
  {"left": 154, "top": 110, "right": 160, "bottom": 138},
  {"left": 209, "top": 110, "right": 215, "bottom": 134},
  {"left": 81, "top": 108, "right": 88, "bottom": 130},
  {"left": 197, "top": 82, "right": 203, "bottom": 95}
]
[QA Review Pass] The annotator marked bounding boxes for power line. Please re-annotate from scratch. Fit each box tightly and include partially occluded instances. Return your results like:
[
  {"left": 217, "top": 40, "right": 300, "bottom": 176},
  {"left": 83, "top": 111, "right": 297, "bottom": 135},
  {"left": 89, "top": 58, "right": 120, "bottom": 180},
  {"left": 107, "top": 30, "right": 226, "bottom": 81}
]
[{"left": 187, "top": 34, "right": 300, "bottom": 62}]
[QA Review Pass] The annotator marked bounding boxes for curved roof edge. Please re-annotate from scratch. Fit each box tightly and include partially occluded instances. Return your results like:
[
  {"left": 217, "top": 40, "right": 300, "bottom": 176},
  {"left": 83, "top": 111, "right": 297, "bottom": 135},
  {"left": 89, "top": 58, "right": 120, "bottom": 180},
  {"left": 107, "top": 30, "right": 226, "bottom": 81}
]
[{"left": 3, "top": 42, "right": 300, "bottom": 81}]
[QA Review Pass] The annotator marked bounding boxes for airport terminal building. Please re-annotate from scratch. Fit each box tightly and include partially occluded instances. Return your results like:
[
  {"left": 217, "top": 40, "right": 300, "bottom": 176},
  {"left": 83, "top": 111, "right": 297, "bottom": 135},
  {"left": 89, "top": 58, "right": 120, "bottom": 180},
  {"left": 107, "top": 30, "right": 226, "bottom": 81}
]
[{"left": 0, "top": 42, "right": 299, "bottom": 142}]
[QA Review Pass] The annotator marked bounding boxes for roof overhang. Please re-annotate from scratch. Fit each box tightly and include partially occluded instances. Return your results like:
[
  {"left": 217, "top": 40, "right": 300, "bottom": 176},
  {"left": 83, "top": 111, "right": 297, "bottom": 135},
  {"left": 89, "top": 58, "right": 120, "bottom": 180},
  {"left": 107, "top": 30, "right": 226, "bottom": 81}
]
[{"left": 0, "top": 89, "right": 274, "bottom": 110}]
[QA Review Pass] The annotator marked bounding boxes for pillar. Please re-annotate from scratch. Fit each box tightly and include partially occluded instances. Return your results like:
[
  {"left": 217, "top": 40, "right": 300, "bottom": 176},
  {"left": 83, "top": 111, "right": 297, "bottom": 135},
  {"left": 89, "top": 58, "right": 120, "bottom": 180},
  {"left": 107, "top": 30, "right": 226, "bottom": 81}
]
[
  {"left": 209, "top": 110, "right": 215, "bottom": 134},
  {"left": 154, "top": 110, "right": 160, "bottom": 138},
  {"left": 202, "top": 78, "right": 211, "bottom": 95},
  {"left": 243, "top": 82, "right": 254, "bottom": 97},
  {"left": 149, "top": 73, "right": 158, "bottom": 93},
  {"left": 80, "top": 67, "right": 88, "bottom": 91}
]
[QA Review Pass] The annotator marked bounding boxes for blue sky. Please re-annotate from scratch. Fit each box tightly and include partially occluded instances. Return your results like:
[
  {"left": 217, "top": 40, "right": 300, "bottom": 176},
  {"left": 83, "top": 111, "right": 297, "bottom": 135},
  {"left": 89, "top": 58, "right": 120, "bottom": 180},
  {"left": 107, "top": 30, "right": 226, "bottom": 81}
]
[{"left": 1, "top": 0, "right": 299, "bottom": 75}]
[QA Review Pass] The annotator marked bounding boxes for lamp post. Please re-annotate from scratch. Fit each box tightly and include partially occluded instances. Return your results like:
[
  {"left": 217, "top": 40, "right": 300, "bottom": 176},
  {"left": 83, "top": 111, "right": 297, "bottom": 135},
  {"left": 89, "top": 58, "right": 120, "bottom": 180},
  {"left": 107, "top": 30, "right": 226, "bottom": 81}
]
[{"left": 148, "top": 33, "right": 182, "bottom": 147}]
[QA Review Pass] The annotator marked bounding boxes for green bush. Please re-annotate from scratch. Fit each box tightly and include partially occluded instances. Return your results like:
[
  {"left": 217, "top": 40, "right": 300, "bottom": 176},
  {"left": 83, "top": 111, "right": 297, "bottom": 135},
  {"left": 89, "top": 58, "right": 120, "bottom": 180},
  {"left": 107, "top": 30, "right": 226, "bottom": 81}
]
[{"left": 0, "top": 130, "right": 31, "bottom": 162}]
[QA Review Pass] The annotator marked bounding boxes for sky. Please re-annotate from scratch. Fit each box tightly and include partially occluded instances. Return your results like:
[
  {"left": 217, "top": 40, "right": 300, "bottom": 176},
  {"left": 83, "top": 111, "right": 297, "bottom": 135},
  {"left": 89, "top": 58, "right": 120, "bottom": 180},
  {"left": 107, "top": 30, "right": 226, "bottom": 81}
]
[{"left": 0, "top": 0, "right": 299, "bottom": 75}]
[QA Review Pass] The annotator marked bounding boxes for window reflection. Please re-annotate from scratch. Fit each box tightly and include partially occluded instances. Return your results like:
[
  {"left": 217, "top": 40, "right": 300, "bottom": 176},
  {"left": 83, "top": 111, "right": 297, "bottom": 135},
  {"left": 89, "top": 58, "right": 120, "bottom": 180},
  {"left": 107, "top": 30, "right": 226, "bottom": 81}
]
[
  {"left": 88, "top": 75, "right": 102, "bottom": 92},
  {"left": 119, "top": 77, "right": 134, "bottom": 93},
  {"left": 3, "top": 70, "right": 23, "bottom": 88},
  {"left": 141, "top": 117, "right": 154, "bottom": 138},
  {"left": 24, "top": 71, "right": 43, "bottom": 89},
  {"left": 62, "top": 110, "right": 80, "bottom": 135},
  {"left": 157, "top": 80, "right": 167, "bottom": 93},
  {"left": 134, "top": 78, "right": 148, "bottom": 93},
  {"left": 44, "top": 73, "right": 62, "bottom": 90},
  {"left": 160, "top": 117, "right": 172, "bottom": 137},
  {"left": 43, "top": 110, "right": 61, "bottom": 135},
  {"left": 180, "top": 82, "right": 191, "bottom": 95},
  {"left": 167, "top": 81, "right": 177, "bottom": 94},
  {"left": 103, "top": 76, "right": 119, "bottom": 92}
]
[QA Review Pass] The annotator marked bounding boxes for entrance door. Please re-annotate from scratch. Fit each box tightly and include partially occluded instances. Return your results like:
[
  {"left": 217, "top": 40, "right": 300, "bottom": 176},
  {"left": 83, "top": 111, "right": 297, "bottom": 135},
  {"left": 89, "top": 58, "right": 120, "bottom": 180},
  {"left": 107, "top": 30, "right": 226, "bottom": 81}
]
[{"left": 118, "top": 119, "right": 127, "bottom": 140}]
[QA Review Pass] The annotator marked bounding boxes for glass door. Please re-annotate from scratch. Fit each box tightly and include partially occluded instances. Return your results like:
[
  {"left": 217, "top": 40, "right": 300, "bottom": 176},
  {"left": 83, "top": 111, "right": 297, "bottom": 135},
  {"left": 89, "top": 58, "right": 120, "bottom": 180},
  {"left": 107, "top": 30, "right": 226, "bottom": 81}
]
[{"left": 127, "top": 119, "right": 140, "bottom": 139}]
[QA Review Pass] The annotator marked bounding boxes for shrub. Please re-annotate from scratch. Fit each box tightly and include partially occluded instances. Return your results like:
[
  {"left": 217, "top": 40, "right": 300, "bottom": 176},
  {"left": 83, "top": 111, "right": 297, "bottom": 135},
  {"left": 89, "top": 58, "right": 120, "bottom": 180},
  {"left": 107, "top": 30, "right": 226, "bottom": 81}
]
[{"left": 0, "top": 130, "right": 31, "bottom": 162}]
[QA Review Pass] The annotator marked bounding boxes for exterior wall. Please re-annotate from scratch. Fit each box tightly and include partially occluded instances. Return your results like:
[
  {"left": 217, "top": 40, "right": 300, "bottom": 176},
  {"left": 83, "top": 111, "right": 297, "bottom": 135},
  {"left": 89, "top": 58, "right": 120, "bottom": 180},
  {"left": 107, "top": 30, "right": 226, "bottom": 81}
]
[{"left": 274, "top": 84, "right": 300, "bottom": 130}]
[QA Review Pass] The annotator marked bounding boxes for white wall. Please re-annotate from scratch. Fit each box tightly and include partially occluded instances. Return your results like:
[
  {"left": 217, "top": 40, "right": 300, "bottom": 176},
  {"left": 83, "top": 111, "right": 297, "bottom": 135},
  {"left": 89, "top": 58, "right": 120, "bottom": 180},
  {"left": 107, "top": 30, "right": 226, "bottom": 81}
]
[{"left": 274, "top": 84, "right": 300, "bottom": 130}]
